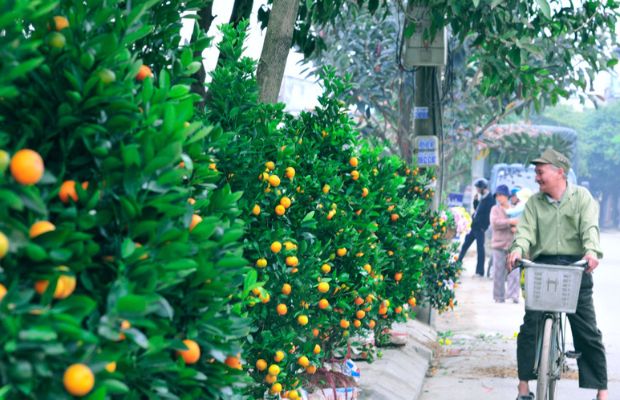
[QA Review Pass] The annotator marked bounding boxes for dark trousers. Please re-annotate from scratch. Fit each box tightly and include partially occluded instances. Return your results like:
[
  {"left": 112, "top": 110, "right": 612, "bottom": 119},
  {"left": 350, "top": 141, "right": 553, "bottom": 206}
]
[
  {"left": 517, "top": 255, "right": 607, "bottom": 390},
  {"left": 457, "top": 228, "right": 486, "bottom": 276}
]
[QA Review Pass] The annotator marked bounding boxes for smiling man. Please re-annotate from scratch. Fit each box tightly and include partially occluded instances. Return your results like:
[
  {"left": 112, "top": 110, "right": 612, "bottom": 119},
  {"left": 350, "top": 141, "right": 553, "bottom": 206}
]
[{"left": 507, "top": 148, "right": 608, "bottom": 400}]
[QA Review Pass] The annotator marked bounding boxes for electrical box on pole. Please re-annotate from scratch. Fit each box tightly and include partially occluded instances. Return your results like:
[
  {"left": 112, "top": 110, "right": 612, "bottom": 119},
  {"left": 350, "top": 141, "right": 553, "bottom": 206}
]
[{"left": 402, "top": 7, "right": 447, "bottom": 68}]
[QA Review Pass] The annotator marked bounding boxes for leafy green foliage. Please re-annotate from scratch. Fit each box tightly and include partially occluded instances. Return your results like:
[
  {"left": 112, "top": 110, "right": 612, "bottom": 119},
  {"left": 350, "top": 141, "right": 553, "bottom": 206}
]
[
  {"left": 205, "top": 23, "right": 459, "bottom": 396},
  {"left": 0, "top": 1, "right": 249, "bottom": 398}
]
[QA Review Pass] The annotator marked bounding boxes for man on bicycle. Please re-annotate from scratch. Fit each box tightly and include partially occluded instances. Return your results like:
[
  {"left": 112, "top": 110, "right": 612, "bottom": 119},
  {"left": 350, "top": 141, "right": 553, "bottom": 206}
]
[{"left": 507, "top": 148, "right": 607, "bottom": 400}]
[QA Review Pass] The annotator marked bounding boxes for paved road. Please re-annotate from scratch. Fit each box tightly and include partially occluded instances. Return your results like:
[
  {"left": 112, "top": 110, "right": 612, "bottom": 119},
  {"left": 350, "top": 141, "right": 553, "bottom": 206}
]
[{"left": 420, "top": 230, "right": 620, "bottom": 400}]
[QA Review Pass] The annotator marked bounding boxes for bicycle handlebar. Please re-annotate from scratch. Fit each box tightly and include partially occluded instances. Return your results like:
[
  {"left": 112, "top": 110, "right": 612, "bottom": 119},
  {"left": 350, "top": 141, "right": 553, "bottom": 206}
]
[{"left": 517, "top": 259, "right": 588, "bottom": 269}]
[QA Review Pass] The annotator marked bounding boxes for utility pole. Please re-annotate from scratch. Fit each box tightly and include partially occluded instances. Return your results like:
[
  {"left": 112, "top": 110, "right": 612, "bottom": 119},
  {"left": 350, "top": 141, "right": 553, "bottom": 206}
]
[
  {"left": 413, "top": 66, "right": 443, "bottom": 211},
  {"left": 403, "top": 4, "right": 447, "bottom": 327}
]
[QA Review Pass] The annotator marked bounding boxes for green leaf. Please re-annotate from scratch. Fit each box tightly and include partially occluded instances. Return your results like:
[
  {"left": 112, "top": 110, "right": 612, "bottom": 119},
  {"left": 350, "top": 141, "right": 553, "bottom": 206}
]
[
  {"left": 7, "top": 57, "right": 44, "bottom": 81},
  {"left": 121, "top": 238, "right": 135, "bottom": 258},
  {"left": 163, "top": 259, "right": 198, "bottom": 271},
  {"left": 117, "top": 295, "right": 148, "bottom": 315},
  {"left": 19, "top": 327, "right": 58, "bottom": 341},
  {"left": 473, "top": 0, "right": 480, "bottom": 7},
  {"left": 101, "top": 379, "right": 130, "bottom": 394},
  {"left": 536, "top": 0, "right": 551, "bottom": 18},
  {"left": 168, "top": 84, "right": 190, "bottom": 98}
]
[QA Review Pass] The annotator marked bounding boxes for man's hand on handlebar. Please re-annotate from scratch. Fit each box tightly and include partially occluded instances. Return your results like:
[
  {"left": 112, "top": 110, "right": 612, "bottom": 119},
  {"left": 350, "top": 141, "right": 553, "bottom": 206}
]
[
  {"left": 583, "top": 254, "right": 599, "bottom": 273},
  {"left": 506, "top": 251, "right": 521, "bottom": 272}
]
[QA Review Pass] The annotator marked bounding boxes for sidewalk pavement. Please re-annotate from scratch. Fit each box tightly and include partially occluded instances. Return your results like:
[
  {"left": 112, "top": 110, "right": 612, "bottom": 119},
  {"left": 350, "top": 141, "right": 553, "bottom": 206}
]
[{"left": 358, "top": 319, "right": 436, "bottom": 400}]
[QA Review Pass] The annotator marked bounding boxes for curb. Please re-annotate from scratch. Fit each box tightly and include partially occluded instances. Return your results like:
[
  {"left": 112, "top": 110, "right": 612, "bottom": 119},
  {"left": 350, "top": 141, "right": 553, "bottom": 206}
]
[{"left": 358, "top": 319, "right": 436, "bottom": 399}]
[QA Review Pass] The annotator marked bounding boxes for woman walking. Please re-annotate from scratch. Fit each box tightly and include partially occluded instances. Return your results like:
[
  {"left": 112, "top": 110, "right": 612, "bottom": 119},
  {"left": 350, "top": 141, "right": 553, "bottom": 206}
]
[{"left": 490, "top": 185, "right": 520, "bottom": 303}]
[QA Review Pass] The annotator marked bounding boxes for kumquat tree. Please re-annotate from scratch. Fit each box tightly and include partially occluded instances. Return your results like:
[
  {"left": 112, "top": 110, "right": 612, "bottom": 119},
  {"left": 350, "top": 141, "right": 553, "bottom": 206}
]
[{"left": 0, "top": 1, "right": 459, "bottom": 399}]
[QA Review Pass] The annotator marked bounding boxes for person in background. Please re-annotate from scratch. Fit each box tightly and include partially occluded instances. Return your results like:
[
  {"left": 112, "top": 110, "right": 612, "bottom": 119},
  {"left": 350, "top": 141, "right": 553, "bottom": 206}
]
[
  {"left": 490, "top": 184, "right": 520, "bottom": 303},
  {"left": 510, "top": 187, "right": 521, "bottom": 206},
  {"left": 457, "top": 178, "right": 494, "bottom": 277}
]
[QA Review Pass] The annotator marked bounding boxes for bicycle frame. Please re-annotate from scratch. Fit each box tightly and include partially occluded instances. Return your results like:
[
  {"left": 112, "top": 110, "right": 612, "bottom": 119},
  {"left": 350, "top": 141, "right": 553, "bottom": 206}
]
[{"left": 533, "top": 312, "right": 567, "bottom": 384}]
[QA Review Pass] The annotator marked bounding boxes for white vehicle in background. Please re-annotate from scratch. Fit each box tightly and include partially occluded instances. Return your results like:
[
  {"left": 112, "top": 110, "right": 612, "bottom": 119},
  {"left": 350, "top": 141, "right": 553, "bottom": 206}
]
[{"left": 489, "top": 163, "right": 577, "bottom": 196}]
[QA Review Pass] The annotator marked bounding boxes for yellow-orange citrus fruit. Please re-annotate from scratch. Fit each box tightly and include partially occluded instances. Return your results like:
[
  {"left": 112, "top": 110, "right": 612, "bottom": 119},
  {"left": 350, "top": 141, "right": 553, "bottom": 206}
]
[
  {"left": 288, "top": 390, "right": 300, "bottom": 400},
  {"left": 318, "top": 299, "right": 329, "bottom": 309},
  {"left": 63, "top": 364, "right": 94, "bottom": 396},
  {"left": 363, "top": 264, "right": 372, "bottom": 273},
  {"left": 225, "top": 355, "right": 242, "bottom": 370},
  {"left": 280, "top": 197, "right": 292, "bottom": 208},
  {"left": 274, "top": 350, "right": 285, "bottom": 362},
  {"left": 336, "top": 248, "right": 347, "bottom": 257},
  {"left": 379, "top": 306, "right": 388, "bottom": 315},
  {"left": 317, "top": 282, "right": 329, "bottom": 293},
  {"left": 351, "top": 170, "right": 359, "bottom": 180},
  {"left": 252, "top": 204, "right": 261, "bottom": 215},
  {"left": 362, "top": 187, "right": 369, "bottom": 197},
  {"left": 136, "top": 65, "right": 153, "bottom": 81},
  {"left": 369, "top": 320, "right": 376, "bottom": 329},
  {"left": 29, "top": 220, "right": 55, "bottom": 238},
  {"left": 260, "top": 293, "right": 271, "bottom": 304},
  {"left": 59, "top": 180, "right": 84, "bottom": 203},
  {"left": 285, "top": 167, "right": 295, "bottom": 179},
  {"left": 395, "top": 306, "right": 403, "bottom": 314},
  {"left": 53, "top": 16, "right": 69, "bottom": 30},
  {"left": 285, "top": 256, "right": 299, "bottom": 267},
  {"left": 105, "top": 362, "right": 116, "bottom": 373},
  {"left": 321, "top": 263, "right": 331, "bottom": 273},
  {"left": 354, "top": 297, "right": 364, "bottom": 306},
  {"left": 121, "top": 320, "right": 131, "bottom": 330},
  {"left": 391, "top": 213, "right": 400, "bottom": 222},
  {"left": 256, "top": 359, "right": 268, "bottom": 371},
  {"left": 35, "top": 277, "right": 66, "bottom": 299},
  {"left": 265, "top": 161, "right": 276, "bottom": 171},
  {"left": 313, "top": 344, "right": 321, "bottom": 354},
  {"left": 322, "top": 184, "right": 330, "bottom": 194},
  {"left": 268, "top": 175, "right": 281, "bottom": 187},
  {"left": 312, "top": 328, "right": 319, "bottom": 337},
  {"left": 340, "top": 319, "right": 350, "bottom": 329},
  {"left": 265, "top": 374, "right": 277, "bottom": 384},
  {"left": 353, "top": 319, "right": 362, "bottom": 328},
  {"left": 271, "top": 383, "right": 283, "bottom": 394},
  {"left": 256, "top": 258, "right": 267, "bottom": 268},
  {"left": 10, "top": 149, "right": 44, "bottom": 185},
  {"left": 268, "top": 364, "right": 280, "bottom": 375},
  {"left": 349, "top": 157, "right": 358, "bottom": 167},
  {"left": 356, "top": 310, "right": 366, "bottom": 319},
  {"left": 306, "top": 365, "right": 317, "bottom": 374},
  {"left": 271, "top": 241, "right": 282, "bottom": 253},
  {"left": 188, "top": 197, "right": 196, "bottom": 205},
  {"left": 178, "top": 339, "right": 201, "bottom": 364},
  {"left": 0, "top": 231, "right": 9, "bottom": 259},
  {"left": 276, "top": 304, "right": 287, "bottom": 315},
  {"left": 189, "top": 214, "right": 202, "bottom": 231},
  {"left": 275, "top": 205, "right": 286, "bottom": 216},
  {"left": 297, "top": 315, "right": 309, "bottom": 326},
  {"left": 297, "top": 356, "right": 309, "bottom": 368},
  {"left": 408, "top": 297, "right": 417, "bottom": 307},
  {"left": 282, "top": 283, "right": 292, "bottom": 295},
  {"left": 0, "top": 283, "right": 7, "bottom": 302},
  {"left": 394, "top": 272, "right": 403, "bottom": 281}
]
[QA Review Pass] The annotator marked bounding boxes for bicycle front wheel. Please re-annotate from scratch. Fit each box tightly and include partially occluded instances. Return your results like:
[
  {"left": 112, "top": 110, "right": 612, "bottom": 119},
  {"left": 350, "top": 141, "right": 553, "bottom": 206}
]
[{"left": 537, "top": 317, "right": 554, "bottom": 400}]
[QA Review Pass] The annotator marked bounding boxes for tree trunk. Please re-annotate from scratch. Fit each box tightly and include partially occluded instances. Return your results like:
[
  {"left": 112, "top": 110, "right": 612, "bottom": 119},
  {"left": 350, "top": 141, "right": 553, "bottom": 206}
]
[
  {"left": 229, "top": 0, "right": 255, "bottom": 27},
  {"left": 396, "top": 71, "right": 414, "bottom": 163},
  {"left": 191, "top": 1, "right": 216, "bottom": 102},
  {"left": 256, "top": 0, "right": 300, "bottom": 104}
]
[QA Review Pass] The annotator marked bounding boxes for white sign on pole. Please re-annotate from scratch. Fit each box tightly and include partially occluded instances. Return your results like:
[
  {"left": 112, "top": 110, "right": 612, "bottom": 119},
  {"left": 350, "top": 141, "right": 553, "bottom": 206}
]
[{"left": 415, "top": 136, "right": 439, "bottom": 167}]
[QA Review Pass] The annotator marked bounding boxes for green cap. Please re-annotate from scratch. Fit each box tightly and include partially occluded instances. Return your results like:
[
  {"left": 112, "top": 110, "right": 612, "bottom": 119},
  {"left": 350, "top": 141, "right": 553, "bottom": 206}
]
[{"left": 531, "top": 148, "right": 571, "bottom": 172}]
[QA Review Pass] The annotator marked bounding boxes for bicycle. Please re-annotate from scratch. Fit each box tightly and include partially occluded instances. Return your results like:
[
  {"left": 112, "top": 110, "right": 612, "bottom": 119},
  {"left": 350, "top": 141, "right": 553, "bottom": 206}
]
[{"left": 518, "top": 259, "right": 587, "bottom": 400}]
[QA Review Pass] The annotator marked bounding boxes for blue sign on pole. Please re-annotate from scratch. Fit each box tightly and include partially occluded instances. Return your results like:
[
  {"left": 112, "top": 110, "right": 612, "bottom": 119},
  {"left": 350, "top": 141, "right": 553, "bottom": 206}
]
[{"left": 413, "top": 107, "right": 429, "bottom": 120}]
